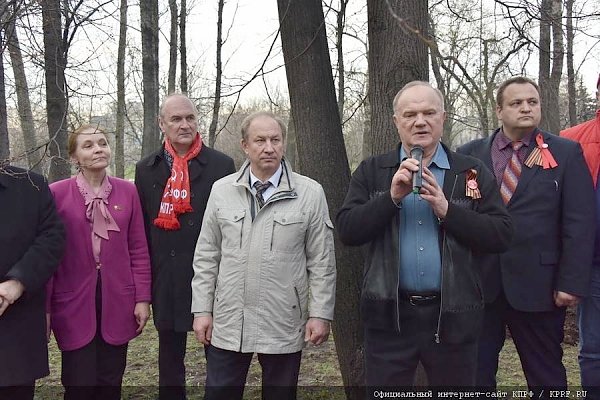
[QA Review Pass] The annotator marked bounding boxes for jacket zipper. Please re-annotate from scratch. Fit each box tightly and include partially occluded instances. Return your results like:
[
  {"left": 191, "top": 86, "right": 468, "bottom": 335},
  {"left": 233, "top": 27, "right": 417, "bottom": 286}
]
[
  {"left": 294, "top": 286, "right": 303, "bottom": 319},
  {"left": 435, "top": 174, "right": 458, "bottom": 343}
]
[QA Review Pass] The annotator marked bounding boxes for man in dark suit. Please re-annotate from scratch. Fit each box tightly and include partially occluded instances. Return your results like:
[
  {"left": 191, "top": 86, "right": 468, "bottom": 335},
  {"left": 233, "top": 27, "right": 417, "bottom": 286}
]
[
  {"left": 0, "top": 166, "right": 64, "bottom": 400},
  {"left": 135, "top": 93, "right": 235, "bottom": 400},
  {"left": 458, "top": 76, "right": 595, "bottom": 395}
]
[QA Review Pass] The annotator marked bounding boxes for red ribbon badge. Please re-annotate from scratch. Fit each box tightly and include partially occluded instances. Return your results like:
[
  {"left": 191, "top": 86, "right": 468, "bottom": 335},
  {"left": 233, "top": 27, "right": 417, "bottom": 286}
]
[
  {"left": 465, "top": 169, "right": 481, "bottom": 199},
  {"left": 524, "top": 134, "right": 558, "bottom": 169}
]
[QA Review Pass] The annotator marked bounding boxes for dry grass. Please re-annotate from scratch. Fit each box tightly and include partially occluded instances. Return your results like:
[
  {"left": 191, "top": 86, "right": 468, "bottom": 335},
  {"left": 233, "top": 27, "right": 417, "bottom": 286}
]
[{"left": 35, "top": 324, "right": 581, "bottom": 399}]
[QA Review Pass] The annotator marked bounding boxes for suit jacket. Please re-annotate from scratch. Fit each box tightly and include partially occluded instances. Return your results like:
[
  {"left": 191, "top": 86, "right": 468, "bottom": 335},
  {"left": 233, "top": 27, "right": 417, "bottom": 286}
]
[
  {"left": 458, "top": 129, "right": 596, "bottom": 312},
  {"left": 47, "top": 176, "right": 151, "bottom": 351},
  {"left": 0, "top": 167, "right": 64, "bottom": 385},
  {"left": 135, "top": 145, "right": 235, "bottom": 332}
]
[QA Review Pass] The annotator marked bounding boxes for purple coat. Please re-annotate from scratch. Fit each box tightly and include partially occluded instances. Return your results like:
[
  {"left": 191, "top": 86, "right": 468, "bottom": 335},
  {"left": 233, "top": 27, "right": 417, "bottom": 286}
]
[{"left": 47, "top": 176, "right": 151, "bottom": 351}]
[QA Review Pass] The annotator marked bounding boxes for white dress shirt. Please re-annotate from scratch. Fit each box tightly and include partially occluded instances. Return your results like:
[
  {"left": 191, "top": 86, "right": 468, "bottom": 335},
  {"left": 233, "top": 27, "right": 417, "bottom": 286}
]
[{"left": 249, "top": 163, "right": 283, "bottom": 202}]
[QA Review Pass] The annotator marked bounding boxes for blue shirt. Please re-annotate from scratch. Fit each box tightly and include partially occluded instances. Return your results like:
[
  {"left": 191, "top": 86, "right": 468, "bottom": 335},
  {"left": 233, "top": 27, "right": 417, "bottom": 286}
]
[{"left": 398, "top": 144, "right": 450, "bottom": 292}]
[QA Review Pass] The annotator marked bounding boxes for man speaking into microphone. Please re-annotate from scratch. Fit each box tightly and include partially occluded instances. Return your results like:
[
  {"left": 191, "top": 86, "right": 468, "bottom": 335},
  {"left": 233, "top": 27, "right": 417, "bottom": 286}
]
[{"left": 337, "top": 81, "right": 513, "bottom": 389}]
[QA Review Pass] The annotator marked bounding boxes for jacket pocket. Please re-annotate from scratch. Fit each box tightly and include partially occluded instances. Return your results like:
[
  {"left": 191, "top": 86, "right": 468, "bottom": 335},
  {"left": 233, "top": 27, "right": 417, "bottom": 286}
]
[
  {"left": 271, "top": 211, "right": 307, "bottom": 253},
  {"left": 217, "top": 209, "right": 246, "bottom": 249},
  {"left": 293, "top": 286, "right": 303, "bottom": 319}
]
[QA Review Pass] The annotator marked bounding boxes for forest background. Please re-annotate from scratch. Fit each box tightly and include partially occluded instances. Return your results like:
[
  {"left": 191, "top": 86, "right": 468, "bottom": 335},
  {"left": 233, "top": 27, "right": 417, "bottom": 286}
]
[{"left": 1, "top": 0, "right": 599, "bottom": 397}]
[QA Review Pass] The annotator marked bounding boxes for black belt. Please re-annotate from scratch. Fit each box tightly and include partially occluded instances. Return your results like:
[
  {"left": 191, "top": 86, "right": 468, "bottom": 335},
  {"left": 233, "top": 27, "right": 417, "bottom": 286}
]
[{"left": 399, "top": 292, "right": 440, "bottom": 306}]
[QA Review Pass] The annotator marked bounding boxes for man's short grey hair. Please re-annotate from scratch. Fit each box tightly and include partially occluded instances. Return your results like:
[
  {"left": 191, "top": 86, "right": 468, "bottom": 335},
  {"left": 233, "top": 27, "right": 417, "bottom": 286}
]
[
  {"left": 159, "top": 93, "right": 198, "bottom": 118},
  {"left": 240, "top": 111, "right": 287, "bottom": 141},
  {"left": 392, "top": 81, "right": 445, "bottom": 112}
]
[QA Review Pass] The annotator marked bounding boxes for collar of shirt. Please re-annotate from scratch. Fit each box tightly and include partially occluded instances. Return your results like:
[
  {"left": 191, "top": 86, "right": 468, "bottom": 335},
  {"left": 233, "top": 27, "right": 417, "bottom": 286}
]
[
  {"left": 249, "top": 163, "right": 283, "bottom": 191},
  {"left": 495, "top": 128, "right": 536, "bottom": 150},
  {"left": 400, "top": 143, "right": 450, "bottom": 170}
]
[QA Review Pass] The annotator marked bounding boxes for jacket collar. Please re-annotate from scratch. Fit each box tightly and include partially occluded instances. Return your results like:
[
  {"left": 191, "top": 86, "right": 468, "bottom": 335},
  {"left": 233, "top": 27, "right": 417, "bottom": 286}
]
[
  {"left": 148, "top": 144, "right": 209, "bottom": 185},
  {"left": 234, "top": 158, "right": 297, "bottom": 199},
  {"left": 0, "top": 170, "right": 7, "bottom": 188},
  {"left": 380, "top": 142, "right": 478, "bottom": 173},
  {"left": 0, "top": 166, "right": 27, "bottom": 189},
  {"left": 475, "top": 127, "right": 552, "bottom": 206}
]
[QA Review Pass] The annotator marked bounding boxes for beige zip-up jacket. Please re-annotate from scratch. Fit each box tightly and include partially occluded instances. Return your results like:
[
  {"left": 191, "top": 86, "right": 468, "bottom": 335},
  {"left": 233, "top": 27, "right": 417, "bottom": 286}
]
[{"left": 191, "top": 160, "right": 336, "bottom": 354}]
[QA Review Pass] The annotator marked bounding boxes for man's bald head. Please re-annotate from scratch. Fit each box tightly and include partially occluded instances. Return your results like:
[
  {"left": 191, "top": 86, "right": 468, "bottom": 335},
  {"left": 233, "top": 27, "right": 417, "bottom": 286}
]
[{"left": 159, "top": 94, "right": 197, "bottom": 119}]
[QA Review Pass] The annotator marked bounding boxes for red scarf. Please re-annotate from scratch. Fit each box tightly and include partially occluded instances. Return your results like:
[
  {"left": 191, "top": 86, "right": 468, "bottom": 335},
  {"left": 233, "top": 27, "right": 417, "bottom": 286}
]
[{"left": 154, "top": 134, "right": 203, "bottom": 230}]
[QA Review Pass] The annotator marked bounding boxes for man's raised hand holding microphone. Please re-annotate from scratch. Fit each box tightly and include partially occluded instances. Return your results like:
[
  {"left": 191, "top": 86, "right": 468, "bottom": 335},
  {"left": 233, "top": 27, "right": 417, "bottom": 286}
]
[{"left": 390, "top": 89, "right": 449, "bottom": 220}]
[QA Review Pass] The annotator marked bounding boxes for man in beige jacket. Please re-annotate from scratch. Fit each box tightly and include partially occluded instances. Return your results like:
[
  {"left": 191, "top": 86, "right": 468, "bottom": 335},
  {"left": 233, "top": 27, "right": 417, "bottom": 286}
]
[{"left": 191, "top": 111, "right": 336, "bottom": 400}]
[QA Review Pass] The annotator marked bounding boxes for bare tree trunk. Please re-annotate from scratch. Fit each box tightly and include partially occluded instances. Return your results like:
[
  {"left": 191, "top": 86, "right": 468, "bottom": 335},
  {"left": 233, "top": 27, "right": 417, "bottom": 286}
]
[
  {"left": 4, "top": 3, "right": 40, "bottom": 172},
  {"left": 539, "top": 0, "right": 563, "bottom": 134},
  {"left": 168, "top": 0, "right": 177, "bottom": 94},
  {"left": 208, "top": 0, "right": 224, "bottom": 147},
  {"left": 336, "top": 0, "right": 348, "bottom": 119},
  {"left": 429, "top": 18, "right": 454, "bottom": 147},
  {"left": 565, "top": 0, "right": 576, "bottom": 126},
  {"left": 41, "top": 0, "right": 70, "bottom": 182},
  {"left": 539, "top": 0, "right": 551, "bottom": 126},
  {"left": 140, "top": 0, "right": 160, "bottom": 157},
  {"left": 365, "top": 0, "right": 429, "bottom": 157},
  {"left": 277, "top": 0, "right": 365, "bottom": 398},
  {"left": 548, "top": 0, "right": 564, "bottom": 133},
  {"left": 180, "top": 0, "right": 188, "bottom": 94},
  {"left": 368, "top": 1, "right": 429, "bottom": 384},
  {"left": 0, "top": 28, "right": 9, "bottom": 164},
  {"left": 115, "top": 0, "right": 127, "bottom": 178},
  {"left": 285, "top": 109, "right": 298, "bottom": 170}
]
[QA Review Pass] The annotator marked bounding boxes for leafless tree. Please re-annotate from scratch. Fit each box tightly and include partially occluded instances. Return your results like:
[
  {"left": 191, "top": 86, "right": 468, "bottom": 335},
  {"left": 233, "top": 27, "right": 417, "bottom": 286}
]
[
  {"left": 364, "top": 0, "right": 429, "bottom": 158},
  {"left": 0, "top": 22, "right": 9, "bottom": 164},
  {"left": 538, "top": 0, "right": 563, "bottom": 134},
  {"left": 168, "top": 0, "right": 178, "bottom": 94},
  {"left": 565, "top": 0, "right": 576, "bottom": 126},
  {"left": 2, "top": 1, "right": 41, "bottom": 172},
  {"left": 41, "top": 0, "right": 69, "bottom": 182},
  {"left": 140, "top": 0, "right": 160, "bottom": 157},
  {"left": 208, "top": 0, "right": 224, "bottom": 147},
  {"left": 278, "top": 0, "right": 365, "bottom": 397},
  {"left": 114, "top": 0, "right": 127, "bottom": 178},
  {"left": 180, "top": 0, "right": 188, "bottom": 94}
]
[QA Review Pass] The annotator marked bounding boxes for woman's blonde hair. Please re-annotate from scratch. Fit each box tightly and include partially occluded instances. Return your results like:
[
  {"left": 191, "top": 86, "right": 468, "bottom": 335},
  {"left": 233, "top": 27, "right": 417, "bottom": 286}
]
[{"left": 67, "top": 124, "right": 108, "bottom": 156}]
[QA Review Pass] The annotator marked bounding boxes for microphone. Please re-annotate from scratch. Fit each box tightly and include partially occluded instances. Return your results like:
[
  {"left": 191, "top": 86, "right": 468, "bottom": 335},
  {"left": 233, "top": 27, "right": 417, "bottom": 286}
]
[{"left": 410, "top": 145, "right": 424, "bottom": 194}]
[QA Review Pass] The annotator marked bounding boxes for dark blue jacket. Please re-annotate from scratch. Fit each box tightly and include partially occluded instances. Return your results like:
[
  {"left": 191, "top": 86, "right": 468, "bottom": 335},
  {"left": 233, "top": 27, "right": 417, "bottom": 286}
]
[
  {"left": 0, "top": 166, "right": 64, "bottom": 385},
  {"left": 458, "top": 129, "right": 595, "bottom": 311}
]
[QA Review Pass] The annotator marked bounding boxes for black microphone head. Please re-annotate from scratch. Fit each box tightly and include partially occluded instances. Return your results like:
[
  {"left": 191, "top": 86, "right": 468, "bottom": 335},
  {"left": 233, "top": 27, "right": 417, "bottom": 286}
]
[{"left": 410, "top": 145, "right": 424, "bottom": 159}]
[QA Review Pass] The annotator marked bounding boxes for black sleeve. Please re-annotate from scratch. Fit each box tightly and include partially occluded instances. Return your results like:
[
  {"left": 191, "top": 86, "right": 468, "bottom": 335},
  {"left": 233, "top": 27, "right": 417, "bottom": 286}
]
[
  {"left": 226, "top": 157, "right": 236, "bottom": 175},
  {"left": 336, "top": 160, "right": 398, "bottom": 246},
  {"left": 5, "top": 177, "right": 64, "bottom": 294},
  {"left": 134, "top": 163, "right": 153, "bottom": 251}
]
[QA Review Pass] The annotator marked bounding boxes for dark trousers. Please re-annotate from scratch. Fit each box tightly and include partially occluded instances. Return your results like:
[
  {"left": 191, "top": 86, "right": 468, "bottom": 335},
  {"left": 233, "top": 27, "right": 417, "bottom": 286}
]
[
  {"left": 158, "top": 329, "right": 188, "bottom": 400},
  {"left": 364, "top": 300, "right": 477, "bottom": 391},
  {"left": 0, "top": 383, "right": 34, "bottom": 400},
  {"left": 204, "top": 344, "right": 302, "bottom": 400},
  {"left": 61, "top": 272, "right": 128, "bottom": 400},
  {"left": 477, "top": 291, "right": 567, "bottom": 397},
  {"left": 61, "top": 333, "right": 128, "bottom": 400}
]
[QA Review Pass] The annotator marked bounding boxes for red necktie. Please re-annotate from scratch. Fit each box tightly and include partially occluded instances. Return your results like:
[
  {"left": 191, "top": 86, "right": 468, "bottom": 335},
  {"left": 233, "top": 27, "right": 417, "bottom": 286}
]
[{"left": 500, "top": 141, "right": 524, "bottom": 205}]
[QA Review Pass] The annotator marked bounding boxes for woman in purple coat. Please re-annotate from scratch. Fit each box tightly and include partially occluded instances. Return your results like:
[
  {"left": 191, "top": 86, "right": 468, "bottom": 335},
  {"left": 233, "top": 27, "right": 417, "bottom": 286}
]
[{"left": 47, "top": 125, "right": 152, "bottom": 400}]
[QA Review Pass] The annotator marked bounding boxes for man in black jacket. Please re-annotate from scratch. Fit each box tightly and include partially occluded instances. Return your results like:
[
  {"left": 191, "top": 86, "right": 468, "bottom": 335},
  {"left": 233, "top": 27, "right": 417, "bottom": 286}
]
[
  {"left": 458, "top": 76, "right": 595, "bottom": 396},
  {"left": 0, "top": 166, "right": 64, "bottom": 400},
  {"left": 135, "top": 94, "right": 235, "bottom": 400},
  {"left": 337, "top": 81, "right": 513, "bottom": 389}
]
